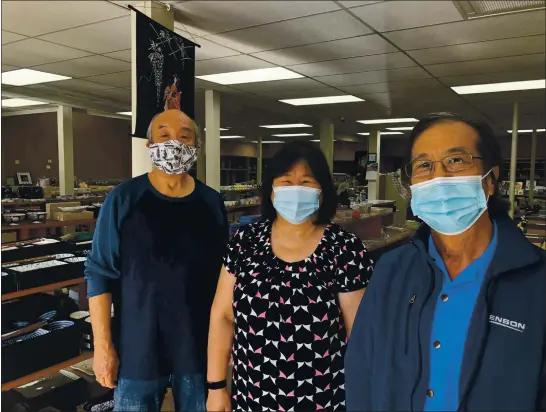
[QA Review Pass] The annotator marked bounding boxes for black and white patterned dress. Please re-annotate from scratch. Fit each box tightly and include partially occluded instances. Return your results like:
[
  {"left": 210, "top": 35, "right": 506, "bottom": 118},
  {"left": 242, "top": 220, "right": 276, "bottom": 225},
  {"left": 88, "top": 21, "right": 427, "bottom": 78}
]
[{"left": 224, "top": 220, "right": 374, "bottom": 411}]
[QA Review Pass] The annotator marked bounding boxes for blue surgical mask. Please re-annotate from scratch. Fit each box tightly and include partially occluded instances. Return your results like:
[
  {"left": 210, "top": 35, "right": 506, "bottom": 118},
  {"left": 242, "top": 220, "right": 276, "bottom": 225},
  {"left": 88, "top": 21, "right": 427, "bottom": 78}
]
[
  {"left": 273, "top": 186, "right": 321, "bottom": 225},
  {"left": 410, "top": 170, "right": 492, "bottom": 236}
]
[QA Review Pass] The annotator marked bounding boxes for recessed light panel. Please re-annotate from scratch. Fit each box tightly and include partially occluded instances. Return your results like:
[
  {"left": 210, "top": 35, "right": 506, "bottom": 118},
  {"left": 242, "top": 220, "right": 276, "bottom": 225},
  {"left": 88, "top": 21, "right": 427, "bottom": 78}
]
[
  {"left": 196, "top": 67, "right": 302, "bottom": 85},
  {"left": 357, "top": 118, "right": 418, "bottom": 124},
  {"left": 2, "top": 98, "right": 48, "bottom": 107},
  {"left": 271, "top": 133, "right": 313, "bottom": 137},
  {"left": 357, "top": 132, "right": 370, "bottom": 136},
  {"left": 2, "top": 69, "right": 71, "bottom": 86},
  {"left": 117, "top": 111, "right": 132, "bottom": 116},
  {"left": 386, "top": 127, "right": 414, "bottom": 131},
  {"left": 219, "top": 135, "right": 245, "bottom": 139},
  {"left": 252, "top": 140, "right": 285, "bottom": 144},
  {"left": 280, "top": 95, "right": 364, "bottom": 106},
  {"left": 205, "top": 127, "right": 229, "bottom": 131},
  {"left": 453, "top": 80, "right": 545, "bottom": 95},
  {"left": 507, "top": 129, "right": 546, "bottom": 133},
  {"left": 381, "top": 131, "right": 404, "bottom": 135},
  {"left": 260, "top": 123, "right": 312, "bottom": 128}
]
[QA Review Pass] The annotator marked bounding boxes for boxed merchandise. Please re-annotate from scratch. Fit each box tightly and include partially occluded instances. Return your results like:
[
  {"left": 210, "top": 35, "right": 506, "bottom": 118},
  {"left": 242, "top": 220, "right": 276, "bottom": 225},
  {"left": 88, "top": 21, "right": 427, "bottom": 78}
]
[
  {"left": 46, "top": 202, "right": 81, "bottom": 218},
  {"left": 52, "top": 211, "right": 94, "bottom": 221},
  {"left": 2, "top": 237, "right": 72, "bottom": 263}
]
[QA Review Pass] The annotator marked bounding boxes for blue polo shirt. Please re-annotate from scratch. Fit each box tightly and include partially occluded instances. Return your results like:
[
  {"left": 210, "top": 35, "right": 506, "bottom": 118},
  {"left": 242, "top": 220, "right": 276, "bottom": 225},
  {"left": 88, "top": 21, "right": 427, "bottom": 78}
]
[{"left": 424, "top": 222, "right": 498, "bottom": 411}]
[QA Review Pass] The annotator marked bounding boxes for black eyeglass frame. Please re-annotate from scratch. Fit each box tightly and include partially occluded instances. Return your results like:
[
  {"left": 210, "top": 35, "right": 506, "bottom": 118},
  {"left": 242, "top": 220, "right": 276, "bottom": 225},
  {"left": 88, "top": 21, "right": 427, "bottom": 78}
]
[{"left": 404, "top": 151, "right": 484, "bottom": 179}]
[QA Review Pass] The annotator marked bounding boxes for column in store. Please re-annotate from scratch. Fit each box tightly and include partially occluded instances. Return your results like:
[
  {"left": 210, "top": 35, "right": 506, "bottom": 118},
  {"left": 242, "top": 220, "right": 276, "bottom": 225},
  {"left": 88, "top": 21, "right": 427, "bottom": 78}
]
[
  {"left": 368, "top": 129, "right": 381, "bottom": 201},
  {"left": 57, "top": 106, "right": 75, "bottom": 196},
  {"left": 320, "top": 119, "right": 334, "bottom": 173},
  {"left": 529, "top": 129, "right": 537, "bottom": 202},
  {"left": 131, "top": 1, "right": 174, "bottom": 177},
  {"left": 197, "top": 134, "right": 206, "bottom": 182},
  {"left": 205, "top": 90, "right": 221, "bottom": 191},
  {"left": 256, "top": 136, "right": 263, "bottom": 185},
  {"left": 508, "top": 102, "right": 519, "bottom": 218}
]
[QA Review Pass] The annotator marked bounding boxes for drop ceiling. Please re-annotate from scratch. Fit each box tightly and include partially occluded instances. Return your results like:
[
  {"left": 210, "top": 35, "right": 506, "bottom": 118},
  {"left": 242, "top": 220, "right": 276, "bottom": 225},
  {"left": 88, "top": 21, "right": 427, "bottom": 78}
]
[{"left": 1, "top": 0, "right": 545, "bottom": 142}]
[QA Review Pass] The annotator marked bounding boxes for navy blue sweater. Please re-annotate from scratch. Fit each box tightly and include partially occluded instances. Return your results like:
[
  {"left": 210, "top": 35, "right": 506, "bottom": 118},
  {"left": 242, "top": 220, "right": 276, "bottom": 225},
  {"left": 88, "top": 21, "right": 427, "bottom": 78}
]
[
  {"left": 84, "top": 175, "right": 228, "bottom": 379},
  {"left": 345, "top": 214, "right": 546, "bottom": 411}
]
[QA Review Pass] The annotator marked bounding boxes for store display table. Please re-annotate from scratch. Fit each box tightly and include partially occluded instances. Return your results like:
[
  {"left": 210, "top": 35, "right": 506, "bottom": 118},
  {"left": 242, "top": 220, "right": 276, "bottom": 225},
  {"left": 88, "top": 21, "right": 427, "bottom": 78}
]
[
  {"left": 1, "top": 352, "right": 93, "bottom": 392},
  {"left": 2, "top": 219, "right": 96, "bottom": 241}
]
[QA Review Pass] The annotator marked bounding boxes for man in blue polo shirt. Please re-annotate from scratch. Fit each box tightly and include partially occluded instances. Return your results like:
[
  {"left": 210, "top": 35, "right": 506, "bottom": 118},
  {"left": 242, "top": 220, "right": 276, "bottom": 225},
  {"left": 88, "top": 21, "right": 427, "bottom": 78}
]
[{"left": 345, "top": 112, "right": 546, "bottom": 411}]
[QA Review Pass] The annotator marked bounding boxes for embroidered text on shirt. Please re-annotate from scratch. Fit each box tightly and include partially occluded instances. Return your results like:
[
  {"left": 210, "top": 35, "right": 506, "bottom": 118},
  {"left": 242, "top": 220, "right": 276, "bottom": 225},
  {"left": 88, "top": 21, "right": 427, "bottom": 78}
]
[{"left": 489, "top": 315, "right": 525, "bottom": 332}]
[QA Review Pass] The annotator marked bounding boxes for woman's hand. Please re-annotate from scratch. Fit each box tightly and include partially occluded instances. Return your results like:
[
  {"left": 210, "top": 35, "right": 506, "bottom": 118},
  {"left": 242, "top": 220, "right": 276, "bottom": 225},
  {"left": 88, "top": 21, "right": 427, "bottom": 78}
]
[{"left": 207, "top": 388, "right": 231, "bottom": 411}]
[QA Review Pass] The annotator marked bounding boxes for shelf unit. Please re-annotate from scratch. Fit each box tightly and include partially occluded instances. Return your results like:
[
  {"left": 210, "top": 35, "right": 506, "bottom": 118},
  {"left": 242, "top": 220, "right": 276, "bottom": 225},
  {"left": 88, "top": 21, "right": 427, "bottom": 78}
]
[
  {"left": 1, "top": 352, "right": 93, "bottom": 392},
  {"left": 501, "top": 158, "right": 545, "bottom": 184},
  {"left": 221, "top": 155, "right": 257, "bottom": 185},
  {"left": 2, "top": 276, "right": 89, "bottom": 391}
]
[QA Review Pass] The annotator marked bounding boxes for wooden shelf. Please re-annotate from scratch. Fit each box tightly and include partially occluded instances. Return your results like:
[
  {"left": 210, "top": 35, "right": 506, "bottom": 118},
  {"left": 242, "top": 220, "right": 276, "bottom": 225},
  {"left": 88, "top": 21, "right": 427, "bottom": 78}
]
[
  {"left": 1, "top": 352, "right": 93, "bottom": 391},
  {"left": 2, "top": 277, "right": 84, "bottom": 301}
]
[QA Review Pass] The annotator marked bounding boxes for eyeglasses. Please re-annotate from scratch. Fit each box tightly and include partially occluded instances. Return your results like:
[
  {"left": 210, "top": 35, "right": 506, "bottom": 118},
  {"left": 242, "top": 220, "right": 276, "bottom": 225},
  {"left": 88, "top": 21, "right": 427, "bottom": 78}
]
[{"left": 405, "top": 152, "right": 483, "bottom": 178}]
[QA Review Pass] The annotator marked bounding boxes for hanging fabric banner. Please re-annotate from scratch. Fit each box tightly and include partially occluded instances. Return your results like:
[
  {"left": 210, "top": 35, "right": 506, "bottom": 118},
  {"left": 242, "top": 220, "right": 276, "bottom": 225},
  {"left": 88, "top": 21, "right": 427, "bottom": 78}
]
[{"left": 131, "top": 6, "right": 197, "bottom": 138}]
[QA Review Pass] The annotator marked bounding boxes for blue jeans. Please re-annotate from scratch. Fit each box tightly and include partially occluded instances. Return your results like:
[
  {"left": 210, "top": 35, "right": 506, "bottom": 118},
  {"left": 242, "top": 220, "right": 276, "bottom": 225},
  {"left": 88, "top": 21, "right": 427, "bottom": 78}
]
[{"left": 114, "top": 374, "right": 206, "bottom": 412}]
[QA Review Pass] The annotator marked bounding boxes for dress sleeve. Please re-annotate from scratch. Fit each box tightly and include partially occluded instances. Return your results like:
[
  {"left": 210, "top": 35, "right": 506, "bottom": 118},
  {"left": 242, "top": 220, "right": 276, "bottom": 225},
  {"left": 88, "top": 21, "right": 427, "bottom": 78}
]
[
  {"left": 333, "top": 231, "right": 374, "bottom": 293},
  {"left": 223, "top": 228, "right": 248, "bottom": 277}
]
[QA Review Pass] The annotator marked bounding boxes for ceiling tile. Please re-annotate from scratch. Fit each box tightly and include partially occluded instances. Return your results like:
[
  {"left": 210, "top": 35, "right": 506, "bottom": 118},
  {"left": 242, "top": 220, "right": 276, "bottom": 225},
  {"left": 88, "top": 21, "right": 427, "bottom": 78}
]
[
  {"left": 338, "top": 1, "right": 384, "bottom": 8},
  {"left": 409, "top": 35, "right": 546, "bottom": 65},
  {"left": 32, "top": 55, "right": 130, "bottom": 78},
  {"left": 439, "top": 68, "right": 546, "bottom": 86},
  {"left": 288, "top": 52, "right": 415, "bottom": 77},
  {"left": 195, "top": 55, "right": 274, "bottom": 76},
  {"left": 231, "top": 78, "right": 328, "bottom": 93},
  {"left": 102, "top": 49, "right": 131, "bottom": 63},
  {"left": 25, "top": 79, "right": 116, "bottom": 94},
  {"left": 385, "top": 10, "right": 546, "bottom": 50},
  {"left": 172, "top": 1, "right": 339, "bottom": 36},
  {"left": 2, "top": 39, "right": 93, "bottom": 67},
  {"left": 316, "top": 66, "right": 431, "bottom": 87},
  {"left": 38, "top": 16, "right": 130, "bottom": 54},
  {"left": 250, "top": 34, "right": 397, "bottom": 66},
  {"left": 205, "top": 11, "right": 372, "bottom": 54},
  {"left": 338, "top": 78, "right": 443, "bottom": 94},
  {"left": 89, "top": 87, "right": 131, "bottom": 104},
  {"left": 1, "top": 1, "right": 129, "bottom": 37},
  {"left": 2, "top": 64, "right": 19, "bottom": 72},
  {"left": 189, "top": 38, "right": 241, "bottom": 61},
  {"left": 1, "top": 31, "right": 27, "bottom": 44},
  {"left": 426, "top": 53, "right": 546, "bottom": 78},
  {"left": 359, "top": 89, "right": 459, "bottom": 108},
  {"left": 350, "top": 1, "right": 462, "bottom": 32},
  {"left": 257, "top": 87, "right": 343, "bottom": 99},
  {"left": 83, "top": 71, "right": 131, "bottom": 88}
]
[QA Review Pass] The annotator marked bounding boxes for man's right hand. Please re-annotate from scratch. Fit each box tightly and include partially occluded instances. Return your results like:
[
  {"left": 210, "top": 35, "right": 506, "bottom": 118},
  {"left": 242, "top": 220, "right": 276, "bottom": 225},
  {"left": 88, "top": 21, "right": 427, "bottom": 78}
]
[
  {"left": 93, "top": 342, "right": 119, "bottom": 388},
  {"left": 207, "top": 388, "right": 231, "bottom": 411}
]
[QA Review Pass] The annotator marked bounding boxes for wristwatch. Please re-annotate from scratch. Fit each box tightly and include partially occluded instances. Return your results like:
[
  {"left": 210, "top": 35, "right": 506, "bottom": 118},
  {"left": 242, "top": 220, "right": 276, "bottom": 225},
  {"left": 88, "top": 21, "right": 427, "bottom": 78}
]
[{"left": 207, "top": 379, "right": 227, "bottom": 390}]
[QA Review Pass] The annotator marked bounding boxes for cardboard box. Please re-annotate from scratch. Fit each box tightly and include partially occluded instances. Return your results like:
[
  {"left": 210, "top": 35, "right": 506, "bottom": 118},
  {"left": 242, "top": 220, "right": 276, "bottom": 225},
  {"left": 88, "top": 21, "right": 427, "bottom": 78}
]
[
  {"left": 46, "top": 202, "right": 81, "bottom": 218},
  {"left": 51, "top": 211, "right": 94, "bottom": 222},
  {"left": 2, "top": 232, "right": 17, "bottom": 244}
]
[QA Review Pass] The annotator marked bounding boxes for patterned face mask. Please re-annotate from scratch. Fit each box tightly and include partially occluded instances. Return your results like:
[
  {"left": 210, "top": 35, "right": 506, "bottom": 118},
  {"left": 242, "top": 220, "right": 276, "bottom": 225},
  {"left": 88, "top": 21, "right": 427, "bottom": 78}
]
[{"left": 148, "top": 140, "right": 198, "bottom": 175}]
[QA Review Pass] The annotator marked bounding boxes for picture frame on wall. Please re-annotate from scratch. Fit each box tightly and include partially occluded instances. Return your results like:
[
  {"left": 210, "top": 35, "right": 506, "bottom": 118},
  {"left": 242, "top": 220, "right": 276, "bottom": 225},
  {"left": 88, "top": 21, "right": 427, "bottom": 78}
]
[{"left": 16, "top": 172, "right": 32, "bottom": 185}]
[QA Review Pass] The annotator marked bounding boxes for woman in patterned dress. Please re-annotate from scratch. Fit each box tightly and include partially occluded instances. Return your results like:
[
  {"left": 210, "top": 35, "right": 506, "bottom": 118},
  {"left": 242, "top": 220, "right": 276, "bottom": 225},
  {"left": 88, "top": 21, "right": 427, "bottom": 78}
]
[{"left": 207, "top": 141, "right": 374, "bottom": 412}]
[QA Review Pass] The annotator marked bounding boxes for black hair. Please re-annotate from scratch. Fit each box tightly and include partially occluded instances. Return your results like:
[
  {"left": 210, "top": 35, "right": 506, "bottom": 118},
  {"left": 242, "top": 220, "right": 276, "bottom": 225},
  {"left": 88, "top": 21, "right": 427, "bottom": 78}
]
[
  {"left": 406, "top": 112, "right": 509, "bottom": 218},
  {"left": 261, "top": 140, "right": 337, "bottom": 225}
]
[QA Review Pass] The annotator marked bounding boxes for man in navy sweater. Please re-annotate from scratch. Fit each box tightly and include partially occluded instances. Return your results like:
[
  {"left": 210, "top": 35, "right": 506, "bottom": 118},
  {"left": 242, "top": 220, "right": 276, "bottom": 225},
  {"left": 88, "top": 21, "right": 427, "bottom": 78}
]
[
  {"left": 346, "top": 112, "right": 546, "bottom": 411},
  {"left": 84, "top": 109, "right": 228, "bottom": 411}
]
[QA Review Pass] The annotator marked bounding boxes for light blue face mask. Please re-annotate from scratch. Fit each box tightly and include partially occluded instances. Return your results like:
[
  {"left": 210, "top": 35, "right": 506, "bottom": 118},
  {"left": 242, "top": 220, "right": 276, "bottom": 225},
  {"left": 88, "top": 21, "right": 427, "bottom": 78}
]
[
  {"left": 410, "top": 170, "right": 492, "bottom": 236},
  {"left": 273, "top": 186, "right": 321, "bottom": 225}
]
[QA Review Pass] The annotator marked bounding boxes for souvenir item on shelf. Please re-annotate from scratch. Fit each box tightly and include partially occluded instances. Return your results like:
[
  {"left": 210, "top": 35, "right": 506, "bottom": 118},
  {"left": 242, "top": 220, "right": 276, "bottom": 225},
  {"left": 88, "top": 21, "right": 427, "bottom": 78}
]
[
  {"left": 64, "top": 257, "right": 87, "bottom": 263},
  {"left": 58, "top": 206, "right": 89, "bottom": 213},
  {"left": 27, "top": 211, "right": 47, "bottom": 222},
  {"left": 16, "top": 172, "right": 33, "bottom": 186}
]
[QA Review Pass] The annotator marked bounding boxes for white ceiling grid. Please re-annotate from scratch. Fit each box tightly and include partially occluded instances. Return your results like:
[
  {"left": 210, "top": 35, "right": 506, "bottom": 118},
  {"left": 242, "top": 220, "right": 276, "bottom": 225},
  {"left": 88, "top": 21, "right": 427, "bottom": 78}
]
[{"left": 1, "top": 0, "right": 545, "bottom": 138}]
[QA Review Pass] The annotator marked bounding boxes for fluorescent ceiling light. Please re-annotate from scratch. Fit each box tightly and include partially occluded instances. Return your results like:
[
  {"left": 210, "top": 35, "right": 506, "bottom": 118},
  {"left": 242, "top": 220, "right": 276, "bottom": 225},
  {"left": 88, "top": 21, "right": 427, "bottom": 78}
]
[
  {"left": 2, "top": 98, "right": 48, "bottom": 107},
  {"left": 271, "top": 133, "right": 313, "bottom": 137},
  {"left": 252, "top": 140, "right": 284, "bottom": 144},
  {"left": 507, "top": 129, "right": 546, "bottom": 133},
  {"left": 196, "top": 67, "right": 302, "bottom": 85},
  {"left": 358, "top": 118, "right": 418, "bottom": 124},
  {"left": 357, "top": 132, "right": 370, "bottom": 136},
  {"left": 117, "top": 111, "right": 132, "bottom": 116},
  {"left": 310, "top": 139, "right": 337, "bottom": 142},
  {"left": 205, "top": 127, "right": 229, "bottom": 131},
  {"left": 381, "top": 131, "right": 404, "bottom": 135},
  {"left": 220, "top": 135, "right": 245, "bottom": 139},
  {"left": 2, "top": 68, "right": 71, "bottom": 86},
  {"left": 280, "top": 95, "right": 364, "bottom": 106},
  {"left": 452, "top": 79, "right": 545, "bottom": 95},
  {"left": 386, "top": 127, "right": 414, "bottom": 131},
  {"left": 260, "top": 123, "right": 312, "bottom": 129}
]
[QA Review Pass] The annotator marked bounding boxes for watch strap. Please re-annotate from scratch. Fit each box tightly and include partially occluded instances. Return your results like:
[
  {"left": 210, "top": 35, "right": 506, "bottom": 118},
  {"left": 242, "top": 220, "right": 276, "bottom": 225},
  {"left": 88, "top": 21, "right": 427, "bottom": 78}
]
[{"left": 207, "top": 379, "right": 227, "bottom": 390}]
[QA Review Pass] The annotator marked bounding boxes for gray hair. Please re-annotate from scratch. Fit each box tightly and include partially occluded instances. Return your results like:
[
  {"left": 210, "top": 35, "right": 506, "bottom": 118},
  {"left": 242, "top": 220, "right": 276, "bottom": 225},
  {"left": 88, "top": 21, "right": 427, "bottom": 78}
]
[{"left": 146, "top": 112, "right": 202, "bottom": 148}]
